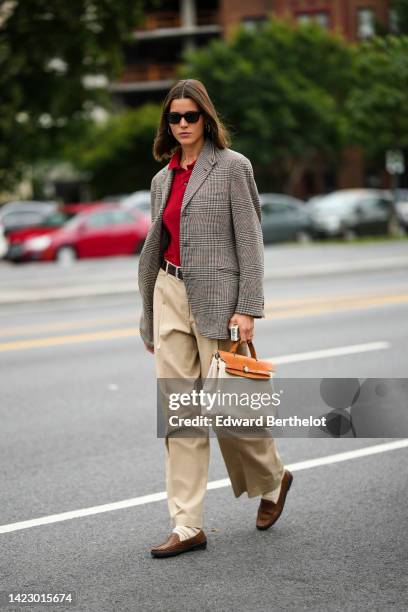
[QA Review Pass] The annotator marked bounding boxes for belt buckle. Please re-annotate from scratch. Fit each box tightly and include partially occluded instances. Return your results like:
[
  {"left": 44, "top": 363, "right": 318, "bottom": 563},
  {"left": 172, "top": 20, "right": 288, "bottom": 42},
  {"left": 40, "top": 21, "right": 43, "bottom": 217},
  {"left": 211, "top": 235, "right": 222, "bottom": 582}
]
[{"left": 165, "top": 259, "right": 181, "bottom": 279}]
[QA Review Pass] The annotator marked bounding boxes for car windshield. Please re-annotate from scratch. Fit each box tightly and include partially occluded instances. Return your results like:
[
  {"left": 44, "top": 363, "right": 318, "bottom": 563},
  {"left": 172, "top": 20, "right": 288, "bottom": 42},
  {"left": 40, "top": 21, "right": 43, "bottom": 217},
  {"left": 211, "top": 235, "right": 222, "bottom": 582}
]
[
  {"left": 42, "top": 212, "right": 70, "bottom": 226},
  {"left": 121, "top": 192, "right": 150, "bottom": 208},
  {"left": 63, "top": 213, "right": 85, "bottom": 229}
]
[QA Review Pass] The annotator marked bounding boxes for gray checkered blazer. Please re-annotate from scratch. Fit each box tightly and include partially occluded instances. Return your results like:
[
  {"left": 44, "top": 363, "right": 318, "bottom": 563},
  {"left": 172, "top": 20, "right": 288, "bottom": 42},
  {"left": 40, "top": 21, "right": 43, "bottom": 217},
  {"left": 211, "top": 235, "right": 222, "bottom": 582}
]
[{"left": 138, "top": 137, "right": 265, "bottom": 348}]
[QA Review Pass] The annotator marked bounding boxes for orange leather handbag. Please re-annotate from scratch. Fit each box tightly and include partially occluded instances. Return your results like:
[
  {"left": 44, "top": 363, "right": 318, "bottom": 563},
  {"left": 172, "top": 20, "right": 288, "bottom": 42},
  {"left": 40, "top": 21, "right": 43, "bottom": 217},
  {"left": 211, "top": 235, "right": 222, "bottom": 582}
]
[
  {"left": 202, "top": 340, "right": 277, "bottom": 421},
  {"left": 214, "top": 340, "right": 275, "bottom": 380}
]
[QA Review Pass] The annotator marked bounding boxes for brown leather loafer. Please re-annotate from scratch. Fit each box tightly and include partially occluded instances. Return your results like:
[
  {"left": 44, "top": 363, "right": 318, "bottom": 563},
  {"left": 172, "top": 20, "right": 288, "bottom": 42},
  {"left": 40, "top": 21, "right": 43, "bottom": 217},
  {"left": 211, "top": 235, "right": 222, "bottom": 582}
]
[
  {"left": 151, "top": 530, "right": 207, "bottom": 558},
  {"left": 256, "top": 469, "right": 293, "bottom": 530}
]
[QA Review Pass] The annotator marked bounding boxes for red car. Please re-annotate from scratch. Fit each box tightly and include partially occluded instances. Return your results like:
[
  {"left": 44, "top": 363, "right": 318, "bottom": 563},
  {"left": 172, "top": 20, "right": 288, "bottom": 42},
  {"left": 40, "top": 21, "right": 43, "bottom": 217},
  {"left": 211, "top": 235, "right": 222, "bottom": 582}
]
[
  {"left": 6, "top": 204, "right": 150, "bottom": 263},
  {"left": 5, "top": 210, "right": 75, "bottom": 259}
]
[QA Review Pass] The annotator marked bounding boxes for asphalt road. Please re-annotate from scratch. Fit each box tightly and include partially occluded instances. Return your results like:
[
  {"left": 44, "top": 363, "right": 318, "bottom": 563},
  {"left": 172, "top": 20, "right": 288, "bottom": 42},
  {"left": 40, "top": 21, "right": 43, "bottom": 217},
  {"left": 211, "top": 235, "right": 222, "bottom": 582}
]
[{"left": 0, "top": 241, "right": 407, "bottom": 611}]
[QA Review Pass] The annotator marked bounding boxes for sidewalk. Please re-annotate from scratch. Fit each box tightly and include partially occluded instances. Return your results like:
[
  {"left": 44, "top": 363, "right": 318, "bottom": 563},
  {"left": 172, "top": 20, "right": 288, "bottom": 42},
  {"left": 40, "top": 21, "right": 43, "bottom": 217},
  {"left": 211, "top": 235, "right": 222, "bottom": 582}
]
[{"left": 0, "top": 241, "right": 407, "bottom": 305}]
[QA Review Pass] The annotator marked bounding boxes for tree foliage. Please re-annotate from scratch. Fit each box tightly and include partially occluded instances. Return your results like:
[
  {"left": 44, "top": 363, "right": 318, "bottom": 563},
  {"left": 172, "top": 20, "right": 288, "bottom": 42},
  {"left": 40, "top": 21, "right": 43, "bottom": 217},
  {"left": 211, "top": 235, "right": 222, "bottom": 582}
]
[
  {"left": 392, "top": 0, "right": 408, "bottom": 32},
  {"left": 0, "top": 0, "right": 144, "bottom": 189},
  {"left": 345, "top": 35, "right": 408, "bottom": 160},
  {"left": 177, "top": 18, "right": 354, "bottom": 190},
  {"left": 68, "top": 18, "right": 408, "bottom": 195},
  {"left": 66, "top": 104, "right": 161, "bottom": 197},
  {"left": 2, "top": 9, "right": 408, "bottom": 195}
]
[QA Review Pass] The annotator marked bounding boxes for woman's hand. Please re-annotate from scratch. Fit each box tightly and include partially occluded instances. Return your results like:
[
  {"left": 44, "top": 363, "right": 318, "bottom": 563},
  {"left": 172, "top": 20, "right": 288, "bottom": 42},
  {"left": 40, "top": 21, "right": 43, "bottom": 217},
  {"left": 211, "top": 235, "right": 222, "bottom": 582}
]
[
  {"left": 144, "top": 340, "right": 155, "bottom": 354},
  {"left": 228, "top": 313, "right": 254, "bottom": 343}
]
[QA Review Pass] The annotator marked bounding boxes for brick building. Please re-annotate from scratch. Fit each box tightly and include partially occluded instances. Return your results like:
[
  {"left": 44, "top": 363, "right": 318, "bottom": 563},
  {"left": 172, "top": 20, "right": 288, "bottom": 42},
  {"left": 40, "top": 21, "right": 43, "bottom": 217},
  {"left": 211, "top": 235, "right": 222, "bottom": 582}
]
[
  {"left": 110, "top": 1, "right": 399, "bottom": 197},
  {"left": 220, "top": 0, "right": 394, "bottom": 40}
]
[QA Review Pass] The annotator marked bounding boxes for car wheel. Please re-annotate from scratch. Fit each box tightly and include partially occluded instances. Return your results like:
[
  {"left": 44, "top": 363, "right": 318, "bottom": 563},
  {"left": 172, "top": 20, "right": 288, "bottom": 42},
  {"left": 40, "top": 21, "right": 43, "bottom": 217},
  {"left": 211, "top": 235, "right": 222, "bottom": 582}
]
[
  {"left": 56, "top": 246, "right": 77, "bottom": 265},
  {"left": 343, "top": 228, "right": 357, "bottom": 241},
  {"left": 295, "top": 230, "right": 313, "bottom": 244},
  {"left": 387, "top": 216, "right": 405, "bottom": 237}
]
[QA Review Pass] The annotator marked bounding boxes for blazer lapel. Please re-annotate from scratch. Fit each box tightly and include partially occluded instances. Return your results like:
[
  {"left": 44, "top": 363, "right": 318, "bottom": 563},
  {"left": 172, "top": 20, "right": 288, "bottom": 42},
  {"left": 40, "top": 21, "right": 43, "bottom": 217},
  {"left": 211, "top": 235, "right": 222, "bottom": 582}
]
[
  {"left": 160, "top": 169, "right": 173, "bottom": 213},
  {"left": 181, "top": 138, "right": 217, "bottom": 214}
]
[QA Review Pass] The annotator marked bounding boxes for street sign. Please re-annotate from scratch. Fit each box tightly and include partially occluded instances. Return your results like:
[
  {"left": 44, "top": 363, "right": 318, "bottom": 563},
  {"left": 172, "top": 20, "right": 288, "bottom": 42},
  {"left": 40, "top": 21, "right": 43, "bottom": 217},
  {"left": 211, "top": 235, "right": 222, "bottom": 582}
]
[{"left": 386, "top": 150, "right": 405, "bottom": 175}]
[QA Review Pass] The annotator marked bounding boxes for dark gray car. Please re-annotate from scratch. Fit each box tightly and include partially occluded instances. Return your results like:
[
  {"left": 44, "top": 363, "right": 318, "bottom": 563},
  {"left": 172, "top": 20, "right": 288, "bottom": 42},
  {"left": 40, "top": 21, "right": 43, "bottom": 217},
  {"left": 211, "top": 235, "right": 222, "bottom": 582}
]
[{"left": 260, "top": 193, "right": 314, "bottom": 243}]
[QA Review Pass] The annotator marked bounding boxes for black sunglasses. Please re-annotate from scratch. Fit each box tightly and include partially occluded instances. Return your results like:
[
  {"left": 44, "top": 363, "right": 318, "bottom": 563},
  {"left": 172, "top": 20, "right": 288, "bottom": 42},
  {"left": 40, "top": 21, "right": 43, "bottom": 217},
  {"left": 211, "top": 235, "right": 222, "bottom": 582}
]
[{"left": 167, "top": 111, "right": 203, "bottom": 124}]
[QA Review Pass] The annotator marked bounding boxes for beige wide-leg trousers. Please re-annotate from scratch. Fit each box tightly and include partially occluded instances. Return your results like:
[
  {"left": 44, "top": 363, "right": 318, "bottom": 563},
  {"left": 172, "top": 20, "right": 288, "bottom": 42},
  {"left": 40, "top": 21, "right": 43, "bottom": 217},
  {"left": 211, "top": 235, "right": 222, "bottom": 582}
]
[{"left": 153, "top": 266, "right": 285, "bottom": 528}]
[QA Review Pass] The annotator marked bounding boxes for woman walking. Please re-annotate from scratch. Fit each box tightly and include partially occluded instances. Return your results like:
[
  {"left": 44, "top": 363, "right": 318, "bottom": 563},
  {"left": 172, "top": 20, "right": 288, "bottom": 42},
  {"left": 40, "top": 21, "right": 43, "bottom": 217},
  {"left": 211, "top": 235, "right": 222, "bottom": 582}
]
[{"left": 138, "top": 79, "right": 293, "bottom": 558}]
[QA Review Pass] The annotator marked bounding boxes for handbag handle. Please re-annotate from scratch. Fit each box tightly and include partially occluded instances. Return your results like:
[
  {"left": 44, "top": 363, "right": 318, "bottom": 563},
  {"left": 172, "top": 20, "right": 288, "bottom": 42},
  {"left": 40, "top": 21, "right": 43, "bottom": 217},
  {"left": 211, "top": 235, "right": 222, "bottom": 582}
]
[{"left": 229, "top": 340, "right": 258, "bottom": 360}]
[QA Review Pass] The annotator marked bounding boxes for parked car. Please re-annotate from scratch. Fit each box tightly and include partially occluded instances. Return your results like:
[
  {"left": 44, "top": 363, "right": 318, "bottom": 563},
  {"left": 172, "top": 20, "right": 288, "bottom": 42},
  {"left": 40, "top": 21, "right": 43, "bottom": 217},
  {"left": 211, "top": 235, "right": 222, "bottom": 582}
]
[
  {"left": 101, "top": 194, "right": 129, "bottom": 204},
  {"left": 62, "top": 200, "right": 120, "bottom": 215},
  {"left": 120, "top": 191, "right": 151, "bottom": 216},
  {"left": 0, "top": 224, "right": 8, "bottom": 258},
  {"left": 260, "top": 193, "right": 314, "bottom": 243},
  {"left": 0, "top": 200, "right": 58, "bottom": 235},
  {"left": 5, "top": 205, "right": 151, "bottom": 263},
  {"left": 307, "top": 195, "right": 324, "bottom": 206},
  {"left": 307, "top": 189, "right": 399, "bottom": 239},
  {"left": 395, "top": 189, "right": 408, "bottom": 233},
  {"left": 5, "top": 211, "right": 77, "bottom": 256}
]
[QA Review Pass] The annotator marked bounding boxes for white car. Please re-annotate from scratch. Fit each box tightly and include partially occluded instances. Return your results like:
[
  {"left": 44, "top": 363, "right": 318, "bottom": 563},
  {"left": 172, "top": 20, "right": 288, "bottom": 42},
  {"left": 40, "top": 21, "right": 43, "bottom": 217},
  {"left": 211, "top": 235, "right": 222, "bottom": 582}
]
[
  {"left": 395, "top": 189, "right": 408, "bottom": 233},
  {"left": 120, "top": 191, "right": 151, "bottom": 216},
  {"left": 0, "top": 223, "right": 8, "bottom": 258}
]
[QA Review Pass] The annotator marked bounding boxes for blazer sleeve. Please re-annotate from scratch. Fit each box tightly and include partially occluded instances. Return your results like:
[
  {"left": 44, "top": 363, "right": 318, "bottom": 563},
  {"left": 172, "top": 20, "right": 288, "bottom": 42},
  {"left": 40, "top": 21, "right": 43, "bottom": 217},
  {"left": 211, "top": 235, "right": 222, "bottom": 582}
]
[
  {"left": 138, "top": 176, "right": 158, "bottom": 349},
  {"left": 150, "top": 176, "right": 158, "bottom": 221},
  {"left": 230, "top": 157, "right": 265, "bottom": 318}
]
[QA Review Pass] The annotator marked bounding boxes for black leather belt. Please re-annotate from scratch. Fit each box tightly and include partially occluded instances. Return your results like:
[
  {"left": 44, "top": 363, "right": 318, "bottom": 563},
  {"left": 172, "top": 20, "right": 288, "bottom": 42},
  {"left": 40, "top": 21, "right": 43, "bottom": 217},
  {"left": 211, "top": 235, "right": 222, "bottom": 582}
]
[{"left": 161, "top": 259, "right": 183, "bottom": 280}]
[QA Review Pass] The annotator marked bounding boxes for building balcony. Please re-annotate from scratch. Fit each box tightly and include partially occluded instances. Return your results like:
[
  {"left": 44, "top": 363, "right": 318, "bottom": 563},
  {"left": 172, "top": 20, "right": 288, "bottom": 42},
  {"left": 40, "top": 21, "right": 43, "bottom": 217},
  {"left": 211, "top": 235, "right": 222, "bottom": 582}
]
[
  {"left": 109, "top": 7, "right": 223, "bottom": 95},
  {"left": 109, "top": 63, "right": 178, "bottom": 93},
  {"left": 119, "top": 63, "right": 176, "bottom": 82},
  {"left": 133, "top": 10, "right": 221, "bottom": 40},
  {"left": 139, "top": 11, "right": 181, "bottom": 30}
]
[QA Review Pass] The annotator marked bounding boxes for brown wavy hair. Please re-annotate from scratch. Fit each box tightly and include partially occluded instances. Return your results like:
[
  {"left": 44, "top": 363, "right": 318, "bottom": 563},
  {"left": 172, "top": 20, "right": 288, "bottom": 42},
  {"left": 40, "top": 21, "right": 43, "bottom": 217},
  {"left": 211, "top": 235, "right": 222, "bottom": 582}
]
[{"left": 152, "top": 79, "right": 231, "bottom": 162}]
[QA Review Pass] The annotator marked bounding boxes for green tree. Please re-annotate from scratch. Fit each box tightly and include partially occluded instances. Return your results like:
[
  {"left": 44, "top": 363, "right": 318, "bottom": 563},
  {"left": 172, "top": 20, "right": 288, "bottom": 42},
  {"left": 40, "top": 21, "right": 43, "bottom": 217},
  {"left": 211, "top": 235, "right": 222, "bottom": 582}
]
[
  {"left": 177, "top": 17, "right": 354, "bottom": 191},
  {"left": 392, "top": 0, "right": 408, "bottom": 32},
  {"left": 67, "top": 104, "right": 162, "bottom": 197},
  {"left": 345, "top": 35, "right": 408, "bottom": 162},
  {"left": 0, "top": 0, "right": 145, "bottom": 190}
]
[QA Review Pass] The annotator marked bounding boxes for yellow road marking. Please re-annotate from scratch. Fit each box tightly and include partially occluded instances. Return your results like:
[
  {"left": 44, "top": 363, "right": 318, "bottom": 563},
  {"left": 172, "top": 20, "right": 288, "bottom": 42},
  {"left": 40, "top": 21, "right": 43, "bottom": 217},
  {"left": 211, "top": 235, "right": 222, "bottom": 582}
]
[
  {"left": 0, "top": 292, "right": 407, "bottom": 352},
  {"left": 1, "top": 289, "right": 407, "bottom": 338},
  {"left": 0, "top": 314, "right": 136, "bottom": 338},
  {"left": 0, "top": 328, "right": 140, "bottom": 352},
  {"left": 264, "top": 293, "right": 408, "bottom": 319}
]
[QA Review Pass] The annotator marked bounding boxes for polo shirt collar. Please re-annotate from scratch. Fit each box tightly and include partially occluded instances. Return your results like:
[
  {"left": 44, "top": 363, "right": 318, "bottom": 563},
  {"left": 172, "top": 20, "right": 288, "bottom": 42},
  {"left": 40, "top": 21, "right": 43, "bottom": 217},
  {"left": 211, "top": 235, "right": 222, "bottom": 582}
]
[{"left": 169, "top": 147, "right": 196, "bottom": 170}]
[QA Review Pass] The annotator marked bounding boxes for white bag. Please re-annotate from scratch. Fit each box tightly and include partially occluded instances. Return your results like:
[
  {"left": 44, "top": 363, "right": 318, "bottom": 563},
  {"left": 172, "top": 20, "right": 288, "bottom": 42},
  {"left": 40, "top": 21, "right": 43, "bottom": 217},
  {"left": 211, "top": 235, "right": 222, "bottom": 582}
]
[{"left": 201, "top": 341, "right": 278, "bottom": 424}]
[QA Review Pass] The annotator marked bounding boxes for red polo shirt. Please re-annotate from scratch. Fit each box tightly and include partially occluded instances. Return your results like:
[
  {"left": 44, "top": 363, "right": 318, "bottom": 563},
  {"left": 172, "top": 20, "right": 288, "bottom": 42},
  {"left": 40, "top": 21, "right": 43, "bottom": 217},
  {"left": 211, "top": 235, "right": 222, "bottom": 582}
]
[{"left": 162, "top": 148, "right": 196, "bottom": 266}]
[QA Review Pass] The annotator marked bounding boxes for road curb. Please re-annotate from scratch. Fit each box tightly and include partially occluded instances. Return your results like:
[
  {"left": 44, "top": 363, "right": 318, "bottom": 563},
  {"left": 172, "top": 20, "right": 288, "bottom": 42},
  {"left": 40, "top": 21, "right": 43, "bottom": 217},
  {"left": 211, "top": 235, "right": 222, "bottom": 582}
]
[{"left": 0, "top": 256, "right": 407, "bottom": 306}]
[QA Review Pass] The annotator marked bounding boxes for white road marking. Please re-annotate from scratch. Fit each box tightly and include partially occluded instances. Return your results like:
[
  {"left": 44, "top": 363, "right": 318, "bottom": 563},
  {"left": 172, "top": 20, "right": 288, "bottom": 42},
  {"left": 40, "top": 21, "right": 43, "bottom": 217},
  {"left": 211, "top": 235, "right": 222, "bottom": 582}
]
[
  {"left": 1, "top": 439, "right": 407, "bottom": 535},
  {"left": 268, "top": 341, "right": 390, "bottom": 365}
]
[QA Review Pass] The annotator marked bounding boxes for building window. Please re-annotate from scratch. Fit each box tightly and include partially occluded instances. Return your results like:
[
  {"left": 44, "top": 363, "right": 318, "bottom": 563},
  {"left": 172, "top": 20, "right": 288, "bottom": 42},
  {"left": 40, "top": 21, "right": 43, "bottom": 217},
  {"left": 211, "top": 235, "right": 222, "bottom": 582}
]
[
  {"left": 241, "top": 15, "right": 267, "bottom": 32},
  {"left": 389, "top": 8, "right": 400, "bottom": 33},
  {"left": 296, "top": 11, "right": 329, "bottom": 29},
  {"left": 357, "top": 8, "right": 375, "bottom": 38}
]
